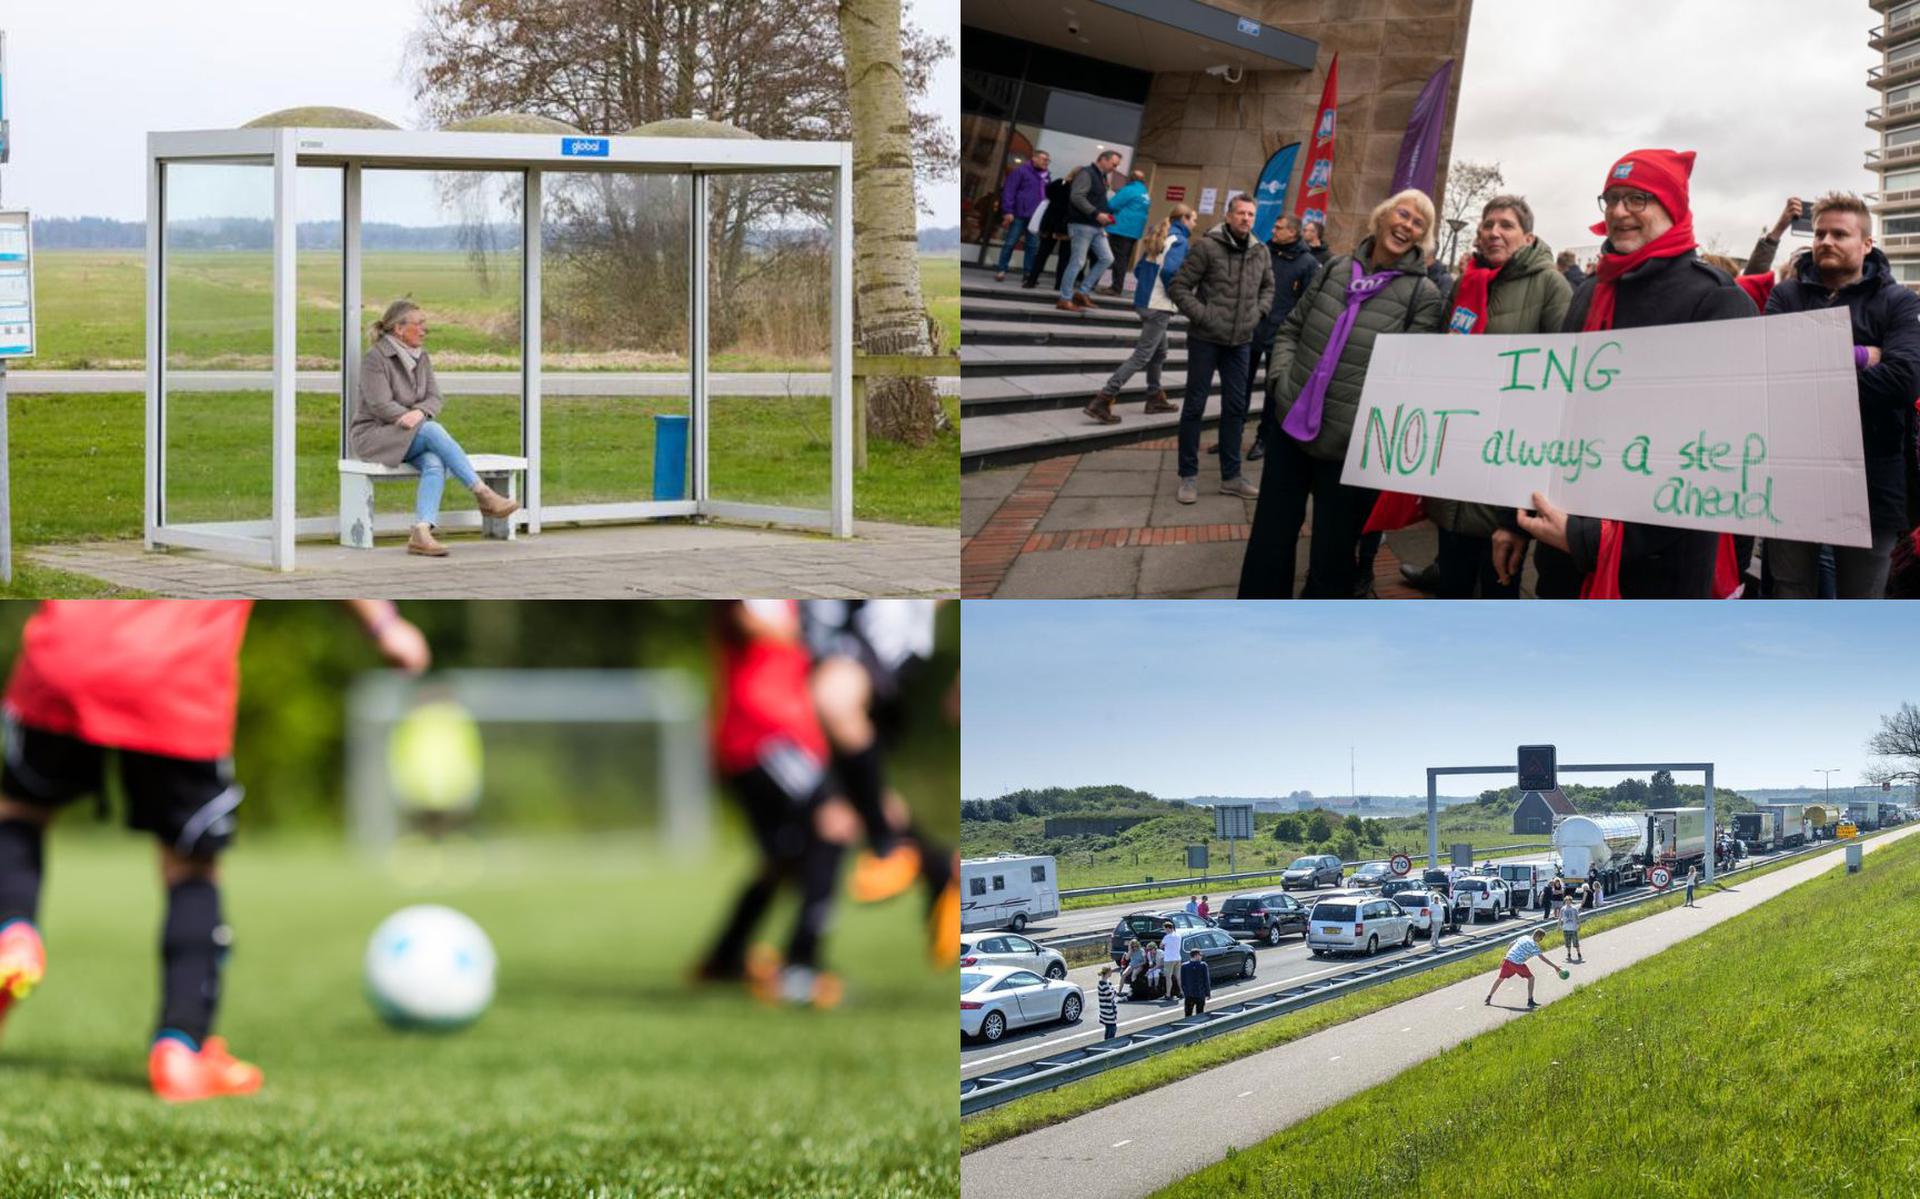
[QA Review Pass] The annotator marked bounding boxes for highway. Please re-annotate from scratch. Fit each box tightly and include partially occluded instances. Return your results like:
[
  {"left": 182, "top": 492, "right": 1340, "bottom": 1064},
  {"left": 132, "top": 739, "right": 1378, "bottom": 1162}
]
[{"left": 967, "top": 841, "right": 1805, "bottom": 1078}]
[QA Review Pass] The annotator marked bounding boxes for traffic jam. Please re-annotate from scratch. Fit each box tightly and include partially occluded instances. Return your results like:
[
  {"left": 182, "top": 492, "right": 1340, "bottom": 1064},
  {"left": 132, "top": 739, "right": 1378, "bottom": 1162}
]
[{"left": 960, "top": 800, "right": 1910, "bottom": 1053}]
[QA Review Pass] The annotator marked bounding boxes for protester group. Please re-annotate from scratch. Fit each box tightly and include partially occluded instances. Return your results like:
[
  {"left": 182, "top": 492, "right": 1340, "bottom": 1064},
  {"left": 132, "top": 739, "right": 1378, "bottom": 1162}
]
[{"left": 990, "top": 146, "right": 1920, "bottom": 599}]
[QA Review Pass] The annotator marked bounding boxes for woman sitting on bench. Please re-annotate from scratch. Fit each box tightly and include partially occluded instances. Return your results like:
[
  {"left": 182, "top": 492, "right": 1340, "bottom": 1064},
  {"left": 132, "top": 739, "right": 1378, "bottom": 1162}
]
[{"left": 351, "top": 299, "right": 520, "bottom": 557}]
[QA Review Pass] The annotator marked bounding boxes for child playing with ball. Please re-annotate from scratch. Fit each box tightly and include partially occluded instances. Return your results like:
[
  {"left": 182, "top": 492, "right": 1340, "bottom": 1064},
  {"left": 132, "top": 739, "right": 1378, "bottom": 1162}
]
[
  {"left": 0, "top": 600, "right": 428, "bottom": 1102},
  {"left": 1484, "top": 928, "right": 1567, "bottom": 1010}
]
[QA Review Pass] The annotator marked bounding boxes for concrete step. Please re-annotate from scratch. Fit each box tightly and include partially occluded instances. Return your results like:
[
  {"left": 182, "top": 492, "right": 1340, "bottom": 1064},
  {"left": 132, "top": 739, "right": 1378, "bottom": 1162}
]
[
  {"left": 961, "top": 369, "right": 1275, "bottom": 416},
  {"left": 962, "top": 294, "right": 1155, "bottom": 327},
  {"left": 960, "top": 274, "right": 1149, "bottom": 315},
  {"left": 962, "top": 342, "right": 1195, "bottom": 378},
  {"left": 960, "top": 318, "right": 1192, "bottom": 350},
  {"left": 961, "top": 393, "right": 1268, "bottom": 472}
]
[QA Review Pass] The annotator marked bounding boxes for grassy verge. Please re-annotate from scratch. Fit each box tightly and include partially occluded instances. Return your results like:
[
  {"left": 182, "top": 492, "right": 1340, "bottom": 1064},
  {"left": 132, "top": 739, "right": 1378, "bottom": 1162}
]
[
  {"left": 961, "top": 833, "right": 1886, "bottom": 1155},
  {"left": 0, "top": 831, "right": 952, "bottom": 1198},
  {"left": 1155, "top": 828, "right": 1920, "bottom": 1197}
]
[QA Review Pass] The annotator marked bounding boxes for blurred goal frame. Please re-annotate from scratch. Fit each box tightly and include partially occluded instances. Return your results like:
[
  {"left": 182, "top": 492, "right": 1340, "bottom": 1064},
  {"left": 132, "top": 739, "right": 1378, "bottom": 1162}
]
[{"left": 345, "top": 668, "right": 708, "bottom": 855}]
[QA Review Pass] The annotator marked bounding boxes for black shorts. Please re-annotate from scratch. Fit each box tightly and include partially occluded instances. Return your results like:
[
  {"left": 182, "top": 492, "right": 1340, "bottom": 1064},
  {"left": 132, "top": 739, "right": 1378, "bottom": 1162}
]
[
  {"left": 1, "top": 716, "right": 243, "bottom": 857},
  {"left": 723, "top": 738, "right": 828, "bottom": 864}
]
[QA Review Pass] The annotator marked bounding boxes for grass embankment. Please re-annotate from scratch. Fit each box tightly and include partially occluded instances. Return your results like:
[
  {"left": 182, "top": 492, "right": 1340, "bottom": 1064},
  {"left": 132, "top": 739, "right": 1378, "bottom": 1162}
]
[
  {"left": 30, "top": 250, "right": 961, "bottom": 372},
  {"left": 0, "top": 831, "right": 952, "bottom": 1198},
  {"left": 1157, "top": 827, "right": 1920, "bottom": 1197},
  {"left": 961, "top": 831, "right": 1890, "bottom": 1155}
]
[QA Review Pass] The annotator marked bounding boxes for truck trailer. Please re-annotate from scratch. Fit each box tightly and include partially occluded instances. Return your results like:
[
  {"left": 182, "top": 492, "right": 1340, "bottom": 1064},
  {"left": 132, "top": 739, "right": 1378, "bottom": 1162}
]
[
  {"left": 1734, "top": 810, "right": 1779, "bottom": 853},
  {"left": 1847, "top": 800, "right": 1882, "bottom": 832},
  {"left": 1648, "top": 807, "right": 1708, "bottom": 875},
  {"left": 1758, "top": 802, "right": 1810, "bottom": 847}
]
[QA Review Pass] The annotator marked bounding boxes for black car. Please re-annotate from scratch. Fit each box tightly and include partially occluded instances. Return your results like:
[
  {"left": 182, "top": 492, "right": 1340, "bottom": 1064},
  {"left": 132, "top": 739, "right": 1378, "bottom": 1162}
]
[
  {"left": 1378, "top": 876, "right": 1428, "bottom": 900},
  {"left": 1108, "top": 909, "right": 1215, "bottom": 963},
  {"left": 1124, "top": 927, "right": 1255, "bottom": 999},
  {"left": 1422, "top": 868, "right": 1455, "bottom": 897},
  {"left": 1215, "top": 892, "right": 1308, "bottom": 947}
]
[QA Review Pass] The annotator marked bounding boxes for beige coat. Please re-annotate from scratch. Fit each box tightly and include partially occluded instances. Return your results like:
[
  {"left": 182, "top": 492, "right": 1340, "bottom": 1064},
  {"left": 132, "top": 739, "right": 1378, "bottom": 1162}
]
[{"left": 350, "top": 338, "right": 445, "bottom": 466}]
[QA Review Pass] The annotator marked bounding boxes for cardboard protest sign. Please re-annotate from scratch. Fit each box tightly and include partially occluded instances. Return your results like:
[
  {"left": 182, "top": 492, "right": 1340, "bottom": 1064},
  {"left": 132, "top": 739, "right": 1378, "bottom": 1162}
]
[{"left": 1338, "top": 308, "right": 1870, "bottom": 547}]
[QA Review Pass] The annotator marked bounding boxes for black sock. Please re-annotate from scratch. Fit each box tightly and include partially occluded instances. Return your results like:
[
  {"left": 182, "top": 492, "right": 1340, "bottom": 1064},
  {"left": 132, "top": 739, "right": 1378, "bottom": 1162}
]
[
  {"left": 834, "top": 744, "right": 894, "bottom": 855},
  {"left": 704, "top": 868, "right": 781, "bottom": 977},
  {"left": 786, "top": 837, "right": 845, "bottom": 971},
  {"left": 0, "top": 820, "right": 45, "bottom": 927},
  {"left": 157, "top": 878, "right": 228, "bottom": 1045},
  {"left": 904, "top": 819, "right": 954, "bottom": 904}
]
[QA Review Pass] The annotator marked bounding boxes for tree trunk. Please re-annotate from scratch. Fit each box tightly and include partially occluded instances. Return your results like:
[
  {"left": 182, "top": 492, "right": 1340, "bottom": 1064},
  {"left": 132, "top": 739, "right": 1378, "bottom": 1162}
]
[{"left": 837, "top": 0, "right": 942, "bottom": 446}]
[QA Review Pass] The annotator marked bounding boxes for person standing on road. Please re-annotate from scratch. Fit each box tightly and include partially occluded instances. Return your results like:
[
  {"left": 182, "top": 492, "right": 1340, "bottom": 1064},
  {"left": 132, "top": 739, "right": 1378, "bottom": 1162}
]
[
  {"left": 1429, "top": 891, "right": 1444, "bottom": 951},
  {"left": 1160, "top": 920, "right": 1185, "bottom": 1000},
  {"left": 1166, "top": 193, "right": 1275, "bottom": 505},
  {"left": 1485, "top": 929, "right": 1564, "bottom": 1009},
  {"left": 1179, "top": 948, "right": 1212, "bottom": 1017},
  {"left": 1185, "top": 895, "right": 1199, "bottom": 915},
  {"left": 1198, "top": 895, "right": 1210, "bottom": 920},
  {"left": 1097, "top": 967, "right": 1119, "bottom": 1039},
  {"left": 1558, "top": 894, "right": 1584, "bottom": 963},
  {"left": 1684, "top": 866, "right": 1698, "bottom": 907}
]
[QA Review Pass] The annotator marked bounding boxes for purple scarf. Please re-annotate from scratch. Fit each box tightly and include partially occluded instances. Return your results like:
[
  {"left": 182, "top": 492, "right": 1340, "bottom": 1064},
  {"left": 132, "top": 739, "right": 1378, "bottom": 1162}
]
[{"left": 1282, "top": 258, "right": 1403, "bottom": 442}]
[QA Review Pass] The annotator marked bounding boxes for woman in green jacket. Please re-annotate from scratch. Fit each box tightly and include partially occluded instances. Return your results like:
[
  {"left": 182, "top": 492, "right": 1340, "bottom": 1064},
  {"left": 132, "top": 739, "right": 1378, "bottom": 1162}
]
[
  {"left": 1238, "top": 190, "right": 1444, "bottom": 598},
  {"left": 1422, "top": 196, "right": 1572, "bottom": 597}
]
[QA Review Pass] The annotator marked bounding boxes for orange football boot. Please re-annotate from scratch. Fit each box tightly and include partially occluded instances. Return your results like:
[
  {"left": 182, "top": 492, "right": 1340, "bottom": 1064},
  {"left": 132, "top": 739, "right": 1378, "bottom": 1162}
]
[
  {"left": 148, "top": 1033, "right": 263, "bottom": 1103},
  {"left": 927, "top": 856, "right": 959, "bottom": 968},
  {"left": 850, "top": 842, "right": 922, "bottom": 904},
  {"left": 0, "top": 920, "right": 46, "bottom": 1042}
]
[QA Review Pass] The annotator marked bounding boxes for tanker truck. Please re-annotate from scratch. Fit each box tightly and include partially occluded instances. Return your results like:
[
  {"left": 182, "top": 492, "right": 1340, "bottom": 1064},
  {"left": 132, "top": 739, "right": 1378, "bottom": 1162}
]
[
  {"left": 1552, "top": 814, "right": 1649, "bottom": 894},
  {"left": 1805, "top": 803, "right": 1840, "bottom": 841}
]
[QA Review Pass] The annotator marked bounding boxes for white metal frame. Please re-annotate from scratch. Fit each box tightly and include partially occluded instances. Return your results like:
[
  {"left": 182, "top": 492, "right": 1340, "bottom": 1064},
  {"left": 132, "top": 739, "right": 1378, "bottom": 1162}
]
[{"left": 144, "top": 127, "right": 854, "bottom": 570}]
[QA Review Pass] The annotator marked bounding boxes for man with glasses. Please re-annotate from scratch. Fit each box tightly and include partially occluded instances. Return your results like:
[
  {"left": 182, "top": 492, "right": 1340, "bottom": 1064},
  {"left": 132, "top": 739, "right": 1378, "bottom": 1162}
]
[{"left": 1493, "top": 149, "right": 1754, "bottom": 598}]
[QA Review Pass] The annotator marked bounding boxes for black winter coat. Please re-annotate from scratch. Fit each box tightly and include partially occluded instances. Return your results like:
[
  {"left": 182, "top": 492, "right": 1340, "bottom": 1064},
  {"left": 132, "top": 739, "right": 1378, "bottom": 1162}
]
[
  {"left": 1256, "top": 240, "right": 1323, "bottom": 344},
  {"left": 1765, "top": 247, "right": 1920, "bottom": 534},
  {"left": 1523, "top": 250, "right": 1757, "bottom": 598}
]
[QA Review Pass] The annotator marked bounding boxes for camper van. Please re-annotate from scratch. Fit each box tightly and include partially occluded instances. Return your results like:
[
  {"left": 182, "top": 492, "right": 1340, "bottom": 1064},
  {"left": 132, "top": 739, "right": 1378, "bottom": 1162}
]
[{"left": 961, "top": 854, "right": 1061, "bottom": 933}]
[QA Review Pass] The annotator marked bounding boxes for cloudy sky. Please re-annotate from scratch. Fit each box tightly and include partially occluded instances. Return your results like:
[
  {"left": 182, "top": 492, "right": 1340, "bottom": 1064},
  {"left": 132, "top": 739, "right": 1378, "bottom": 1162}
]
[
  {"left": 1449, "top": 0, "right": 1879, "bottom": 262},
  {"left": 962, "top": 603, "right": 1914, "bottom": 801},
  {"left": 0, "top": 0, "right": 958, "bottom": 227}
]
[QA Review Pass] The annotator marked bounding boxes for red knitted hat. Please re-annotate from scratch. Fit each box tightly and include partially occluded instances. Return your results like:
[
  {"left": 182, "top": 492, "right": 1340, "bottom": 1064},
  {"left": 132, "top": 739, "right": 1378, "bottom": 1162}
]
[{"left": 1589, "top": 148, "right": 1695, "bottom": 236}]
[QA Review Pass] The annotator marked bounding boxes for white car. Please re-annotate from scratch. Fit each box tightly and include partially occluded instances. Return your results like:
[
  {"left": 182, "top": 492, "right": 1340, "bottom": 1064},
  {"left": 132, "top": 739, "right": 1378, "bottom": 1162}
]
[
  {"left": 1389, "top": 888, "right": 1457, "bottom": 934},
  {"left": 1451, "top": 877, "right": 1514, "bottom": 923},
  {"left": 960, "top": 932, "right": 1068, "bottom": 980},
  {"left": 1306, "top": 896, "right": 1414, "bottom": 957},
  {"left": 961, "top": 965, "right": 1084, "bottom": 1043}
]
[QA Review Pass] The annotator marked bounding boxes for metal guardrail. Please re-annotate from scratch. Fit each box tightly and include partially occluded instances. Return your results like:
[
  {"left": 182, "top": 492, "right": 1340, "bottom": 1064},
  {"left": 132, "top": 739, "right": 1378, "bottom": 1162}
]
[
  {"left": 1056, "top": 842, "right": 1547, "bottom": 902},
  {"left": 961, "top": 838, "right": 1842, "bottom": 1116}
]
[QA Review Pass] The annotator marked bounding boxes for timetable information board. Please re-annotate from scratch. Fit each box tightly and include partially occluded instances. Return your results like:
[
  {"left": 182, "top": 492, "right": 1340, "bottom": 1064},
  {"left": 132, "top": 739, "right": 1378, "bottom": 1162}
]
[{"left": 0, "top": 211, "right": 33, "bottom": 358}]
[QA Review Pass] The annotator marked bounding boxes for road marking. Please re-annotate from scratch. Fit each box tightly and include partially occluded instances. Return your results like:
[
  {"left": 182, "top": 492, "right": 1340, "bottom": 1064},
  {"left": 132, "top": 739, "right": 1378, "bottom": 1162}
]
[
  {"left": 1111, "top": 1139, "right": 1132, "bottom": 1149},
  {"left": 1237, "top": 1090, "right": 1254, "bottom": 1098},
  {"left": 1400, "top": 1026, "right": 1412, "bottom": 1033},
  {"left": 1329, "top": 1055, "right": 1341, "bottom": 1062}
]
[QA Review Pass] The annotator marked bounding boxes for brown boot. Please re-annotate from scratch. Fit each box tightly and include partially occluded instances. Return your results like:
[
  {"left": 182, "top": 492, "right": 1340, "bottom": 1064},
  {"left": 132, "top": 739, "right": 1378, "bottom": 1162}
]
[
  {"left": 471, "top": 482, "right": 521, "bottom": 520},
  {"left": 407, "top": 522, "right": 449, "bottom": 557},
  {"left": 1071, "top": 292, "right": 1097, "bottom": 309},
  {"left": 1055, "top": 299, "right": 1080, "bottom": 313},
  {"left": 1142, "top": 390, "right": 1178, "bottom": 415},
  {"left": 1082, "top": 392, "right": 1121, "bottom": 425}
]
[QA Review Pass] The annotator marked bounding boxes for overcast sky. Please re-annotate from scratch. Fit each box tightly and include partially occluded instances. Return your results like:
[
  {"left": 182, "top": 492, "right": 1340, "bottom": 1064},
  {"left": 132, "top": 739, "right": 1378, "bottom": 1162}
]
[
  {"left": 1450, "top": 0, "right": 1878, "bottom": 262},
  {"left": 962, "top": 604, "right": 1915, "bottom": 802},
  {"left": 0, "top": 0, "right": 957, "bottom": 227}
]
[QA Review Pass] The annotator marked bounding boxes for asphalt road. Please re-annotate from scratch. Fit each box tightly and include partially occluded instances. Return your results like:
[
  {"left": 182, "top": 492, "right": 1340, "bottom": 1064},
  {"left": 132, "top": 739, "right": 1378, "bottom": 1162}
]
[{"left": 5, "top": 370, "right": 960, "bottom": 397}]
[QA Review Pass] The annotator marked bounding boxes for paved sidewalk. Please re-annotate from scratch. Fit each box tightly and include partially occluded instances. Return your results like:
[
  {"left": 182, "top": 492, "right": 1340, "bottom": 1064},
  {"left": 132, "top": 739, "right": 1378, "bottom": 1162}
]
[
  {"left": 961, "top": 825, "right": 1918, "bottom": 1199},
  {"left": 31, "top": 521, "right": 958, "bottom": 598},
  {"left": 961, "top": 430, "right": 1463, "bottom": 599}
]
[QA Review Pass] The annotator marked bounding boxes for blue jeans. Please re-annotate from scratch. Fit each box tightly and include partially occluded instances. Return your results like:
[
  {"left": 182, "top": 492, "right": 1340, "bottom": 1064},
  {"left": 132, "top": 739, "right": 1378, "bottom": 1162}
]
[
  {"left": 996, "top": 223, "right": 1038, "bottom": 274},
  {"left": 402, "top": 419, "right": 480, "bottom": 525},
  {"left": 1059, "top": 224, "right": 1113, "bottom": 301},
  {"left": 1178, "top": 339, "right": 1252, "bottom": 482}
]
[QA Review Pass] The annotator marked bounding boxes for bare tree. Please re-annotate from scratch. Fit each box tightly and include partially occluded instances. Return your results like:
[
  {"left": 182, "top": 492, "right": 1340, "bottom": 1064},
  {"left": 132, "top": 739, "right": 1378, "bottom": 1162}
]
[
  {"left": 1866, "top": 701, "right": 1920, "bottom": 788},
  {"left": 1439, "top": 160, "right": 1504, "bottom": 263},
  {"left": 837, "top": 0, "right": 943, "bottom": 444}
]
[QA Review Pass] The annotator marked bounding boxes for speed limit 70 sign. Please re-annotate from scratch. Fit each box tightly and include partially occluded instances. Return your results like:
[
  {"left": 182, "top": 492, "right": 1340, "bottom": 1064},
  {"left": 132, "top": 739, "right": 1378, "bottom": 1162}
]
[
  {"left": 1651, "top": 867, "right": 1672, "bottom": 889},
  {"left": 1390, "top": 853, "right": 1412, "bottom": 876}
]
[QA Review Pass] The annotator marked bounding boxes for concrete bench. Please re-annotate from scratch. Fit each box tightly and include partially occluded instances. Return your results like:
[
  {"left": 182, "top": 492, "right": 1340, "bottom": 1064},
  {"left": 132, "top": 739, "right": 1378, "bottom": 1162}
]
[{"left": 338, "top": 454, "right": 528, "bottom": 548}]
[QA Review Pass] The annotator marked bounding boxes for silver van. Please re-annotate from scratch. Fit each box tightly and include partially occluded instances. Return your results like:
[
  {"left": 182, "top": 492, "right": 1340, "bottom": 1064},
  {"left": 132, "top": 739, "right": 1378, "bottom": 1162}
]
[{"left": 1306, "top": 896, "right": 1415, "bottom": 957}]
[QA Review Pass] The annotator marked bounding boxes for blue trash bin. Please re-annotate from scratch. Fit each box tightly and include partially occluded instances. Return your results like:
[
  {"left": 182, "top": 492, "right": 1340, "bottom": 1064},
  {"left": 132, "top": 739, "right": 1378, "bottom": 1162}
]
[{"left": 653, "top": 413, "right": 689, "bottom": 500}]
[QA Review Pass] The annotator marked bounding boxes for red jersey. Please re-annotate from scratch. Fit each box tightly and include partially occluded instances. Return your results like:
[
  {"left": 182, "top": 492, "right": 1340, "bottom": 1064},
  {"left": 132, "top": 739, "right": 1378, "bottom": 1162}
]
[
  {"left": 4, "top": 601, "right": 254, "bottom": 760},
  {"left": 713, "top": 600, "right": 827, "bottom": 775}
]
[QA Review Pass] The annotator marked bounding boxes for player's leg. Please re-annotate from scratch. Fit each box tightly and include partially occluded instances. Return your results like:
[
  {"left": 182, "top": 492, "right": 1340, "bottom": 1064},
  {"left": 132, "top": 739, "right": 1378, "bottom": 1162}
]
[
  {"left": 0, "top": 720, "right": 102, "bottom": 1036},
  {"left": 771, "top": 797, "right": 855, "bottom": 1008},
  {"left": 811, "top": 654, "right": 898, "bottom": 856},
  {"left": 124, "top": 752, "right": 259, "bottom": 1102},
  {"left": 698, "top": 744, "right": 815, "bottom": 986}
]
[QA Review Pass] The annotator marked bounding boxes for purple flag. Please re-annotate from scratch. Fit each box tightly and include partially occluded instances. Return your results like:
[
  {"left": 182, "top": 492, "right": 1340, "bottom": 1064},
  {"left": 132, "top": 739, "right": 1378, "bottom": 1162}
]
[{"left": 1390, "top": 60, "right": 1454, "bottom": 198}]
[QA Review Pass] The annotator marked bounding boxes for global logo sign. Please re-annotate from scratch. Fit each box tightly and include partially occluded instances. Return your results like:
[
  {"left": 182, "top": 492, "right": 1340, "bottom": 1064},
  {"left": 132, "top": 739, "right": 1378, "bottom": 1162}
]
[{"left": 562, "top": 137, "right": 611, "bottom": 158}]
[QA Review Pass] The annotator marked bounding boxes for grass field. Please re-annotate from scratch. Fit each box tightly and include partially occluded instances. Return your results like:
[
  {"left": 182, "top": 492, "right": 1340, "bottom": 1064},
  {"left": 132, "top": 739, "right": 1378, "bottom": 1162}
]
[
  {"left": 960, "top": 830, "right": 1890, "bottom": 1154},
  {"left": 1152, "top": 829, "right": 1920, "bottom": 1198},
  {"left": 0, "top": 830, "right": 953, "bottom": 1198},
  {"left": 26, "top": 250, "right": 961, "bottom": 372}
]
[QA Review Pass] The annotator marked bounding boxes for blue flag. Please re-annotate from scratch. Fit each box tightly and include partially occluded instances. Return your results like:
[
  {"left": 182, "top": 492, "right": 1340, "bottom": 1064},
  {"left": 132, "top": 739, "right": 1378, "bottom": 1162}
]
[{"left": 1251, "top": 142, "right": 1301, "bottom": 243}]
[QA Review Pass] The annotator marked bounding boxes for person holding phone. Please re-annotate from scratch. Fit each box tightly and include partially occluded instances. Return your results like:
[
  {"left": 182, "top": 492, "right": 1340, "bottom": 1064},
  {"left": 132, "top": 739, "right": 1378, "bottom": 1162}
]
[{"left": 1743, "top": 196, "right": 1808, "bottom": 276}]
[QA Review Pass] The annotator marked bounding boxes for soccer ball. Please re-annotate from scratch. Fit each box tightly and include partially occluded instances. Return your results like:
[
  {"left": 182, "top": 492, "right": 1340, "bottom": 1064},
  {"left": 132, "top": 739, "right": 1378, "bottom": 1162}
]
[{"left": 364, "top": 905, "right": 496, "bottom": 1029}]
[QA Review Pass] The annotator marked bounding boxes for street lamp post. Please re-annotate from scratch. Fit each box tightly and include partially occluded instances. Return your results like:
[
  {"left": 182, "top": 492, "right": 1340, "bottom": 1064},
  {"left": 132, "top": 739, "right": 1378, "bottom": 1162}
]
[
  {"left": 1444, "top": 218, "right": 1468, "bottom": 269},
  {"left": 1816, "top": 768, "right": 1840, "bottom": 815}
]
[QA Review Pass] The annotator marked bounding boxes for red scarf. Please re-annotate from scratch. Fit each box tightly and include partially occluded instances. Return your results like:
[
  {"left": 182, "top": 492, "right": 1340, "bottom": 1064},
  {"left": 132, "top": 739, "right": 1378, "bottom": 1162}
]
[
  {"left": 1363, "top": 257, "right": 1508, "bottom": 535},
  {"left": 1579, "top": 220, "right": 1743, "bottom": 598}
]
